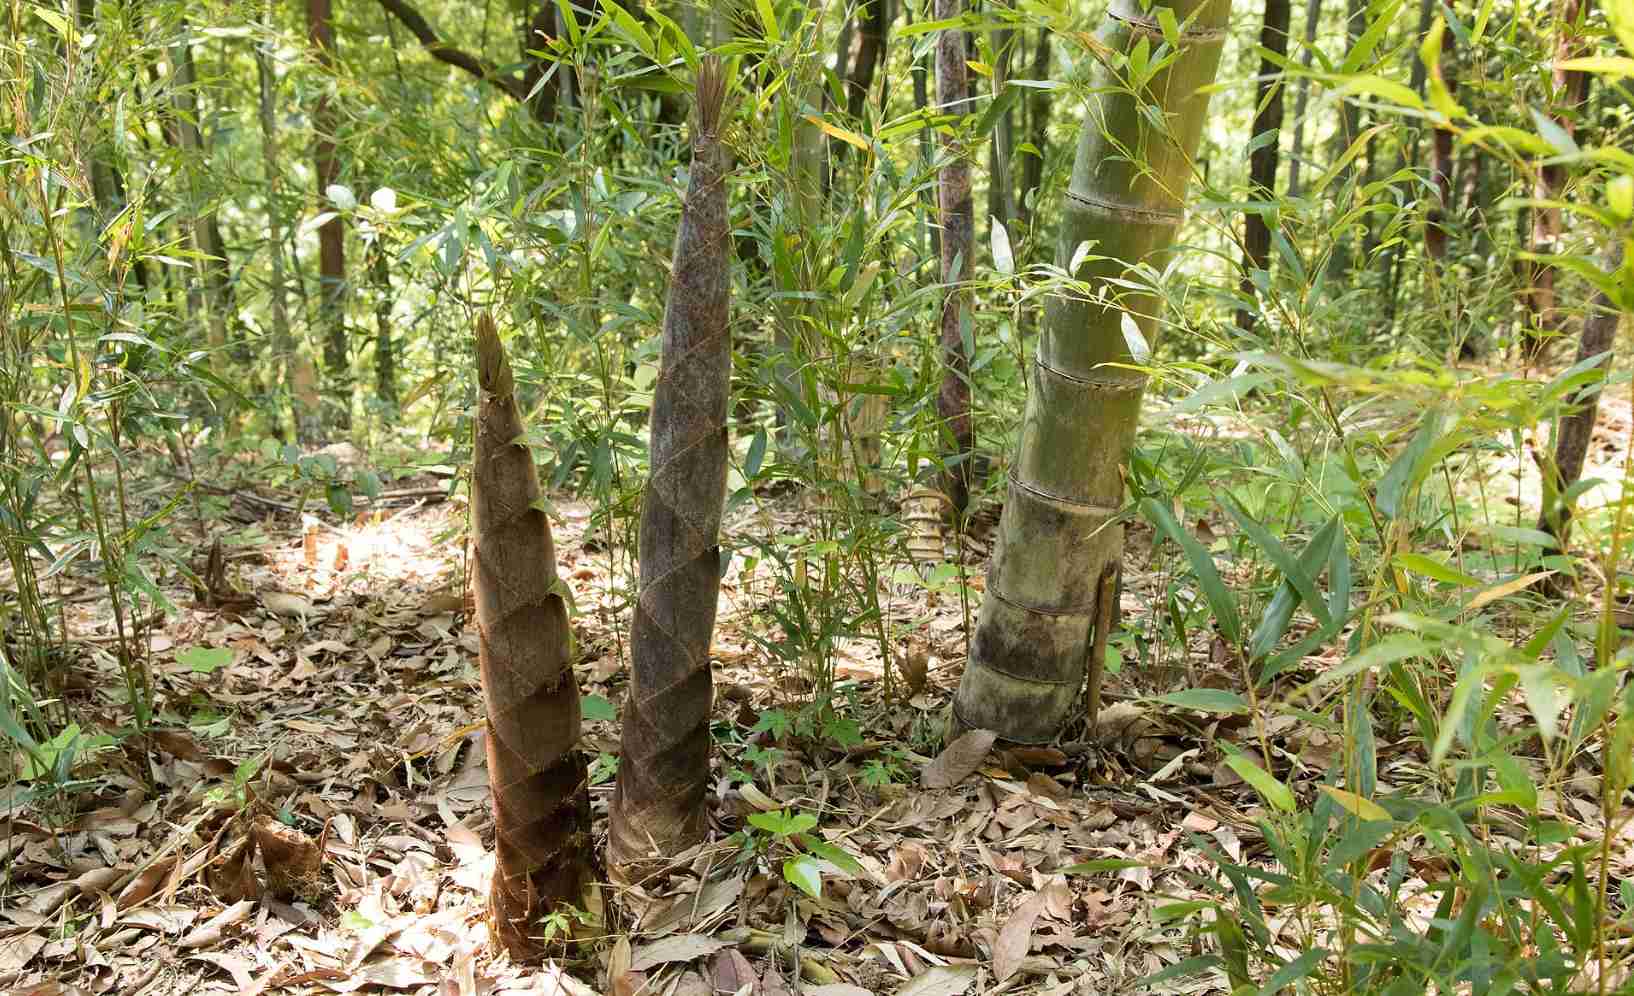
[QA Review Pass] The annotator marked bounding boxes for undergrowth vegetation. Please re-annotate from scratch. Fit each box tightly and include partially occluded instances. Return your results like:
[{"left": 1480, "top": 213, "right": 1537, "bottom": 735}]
[{"left": 3, "top": 0, "right": 1633, "bottom": 991}]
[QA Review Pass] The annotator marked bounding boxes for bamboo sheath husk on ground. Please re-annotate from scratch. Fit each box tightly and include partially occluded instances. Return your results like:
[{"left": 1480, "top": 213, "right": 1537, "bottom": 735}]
[
  {"left": 609, "top": 58, "right": 732, "bottom": 881},
  {"left": 953, "top": 0, "right": 1231, "bottom": 743},
  {"left": 472, "top": 314, "right": 594, "bottom": 958}
]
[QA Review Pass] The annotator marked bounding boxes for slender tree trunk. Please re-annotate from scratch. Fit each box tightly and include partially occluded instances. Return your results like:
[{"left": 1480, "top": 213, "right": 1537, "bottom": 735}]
[
  {"left": 471, "top": 314, "right": 595, "bottom": 958},
  {"left": 953, "top": 0, "right": 1231, "bottom": 743},
  {"left": 307, "top": 0, "right": 349, "bottom": 431},
  {"left": 1537, "top": 244, "right": 1623, "bottom": 555},
  {"left": 1238, "top": 0, "right": 1290, "bottom": 331},
  {"left": 1425, "top": 78, "right": 1457, "bottom": 260},
  {"left": 1524, "top": 0, "right": 1592, "bottom": 360},
  {"left": 257, "top": 0, "right": 319, "bottom": 442},
  {"left": 906, "top": 2, "right": 938, "bottom": 262},
  {"left": 987, "top": 24, "right": 1017, "bottom": 232},
  {"left": 935, "top": 0, "right": 974, "bottom": 517},
  {"left": 1018, "top": 28, "right": 1052, "bottom": 224},
  {"left": 845, "top": 0, "right": 888, "bottom": 123},
  {"left": 370, "top": 235, "right": 397, "bottom": 406},
  {"left": 1285, "top": 0, "right": 1320, "bottom": 197},
  {"left": 609, "top": 60, "right": 731, "bottom": 881},
  {"left": 160, "top": 33, "right": 234, "bottom": 354}
]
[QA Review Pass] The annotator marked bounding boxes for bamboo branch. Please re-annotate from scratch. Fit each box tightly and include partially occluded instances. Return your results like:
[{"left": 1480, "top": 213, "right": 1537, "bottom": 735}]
[{"left": 372, "top": 0, "right": 529, "bottom": 103}]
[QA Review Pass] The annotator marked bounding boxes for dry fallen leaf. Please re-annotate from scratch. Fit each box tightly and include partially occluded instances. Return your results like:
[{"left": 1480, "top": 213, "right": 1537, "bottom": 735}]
[
  {"left": 179, "top": 898, "right": 255, "bottom": 948},
  {"left": 629, "top": 933, "right": 731, "bottom": 972},
  {"left": 922, "top": 729, "right": 998, "bottom": 789},
  {"left": 0, "top": 932, "right": 48, "bottom": 974},
  {"left": 896, "top": 964, "right": 978, "bottom": 996},
  {"left": 992, "top": 891, "right": 1045, "bottom": 983}
]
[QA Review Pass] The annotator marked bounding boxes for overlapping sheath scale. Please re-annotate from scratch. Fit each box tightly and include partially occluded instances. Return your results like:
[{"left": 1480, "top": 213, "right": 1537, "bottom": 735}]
[
  {"left": 608, "top": 59, "right": 732, "bottom": 879},
  {"left": 472, "top": 314, "right": 593, "bottom": 957}
]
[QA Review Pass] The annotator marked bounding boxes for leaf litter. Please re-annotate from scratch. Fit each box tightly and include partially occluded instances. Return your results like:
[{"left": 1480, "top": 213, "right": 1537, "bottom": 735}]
[{"left": 1, "top": 465, "right": 1629, "bottom": 996}]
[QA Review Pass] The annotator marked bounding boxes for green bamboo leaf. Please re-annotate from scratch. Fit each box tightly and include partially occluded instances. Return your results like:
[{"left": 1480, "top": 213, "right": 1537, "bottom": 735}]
[
  {"left": 1557, "top": 55, "right": 1634, "bottom": 76},
  {"left": 795, "top": 834, "right": 865, "bottom": 876},
  {"left": 1377, "top": 409, "right": 1443, "bottom": 519},
  {"left": 1337, "top": 75, "right": 1423, "bottom": 110},
  {"left": 1430, "top": 656, "right": 1487, "bottom": 766},
  {"left": 753, "top": 0, "right": 780, "bottom": 43},
  {"left": 1142, "top": 498, "right": 1241, "bottom": 644},
  {"left": 1258, "top": 948, "right": 1327, "bottom": 994},
  {"left": 1059, "top": 858, "right": 1148, "bottom": 874},
  {"left": 1517, "top": 663, "right": 1568, "bottom": 744},
  {"left": 1530, "top": 107, "right": 1580, "bottom": 155},
  {"left": 1250, "top": 516, "right": 1340, "bottom": 662},
  {"left": 1394, "top": 552, "right": 1482, "bottom": 587},
  {"left": 783, "top": 855, "right": 822, "bottom": 898},
  {"left": 1225, "top": 755, "right": 1296, "bottom": 812},
  {"left": 1222, "top": 493, "right": 1330, "bottom": 629},
  {"left": 582, "top": 694, "right": 616, "bottom": 722},
  {"left": 1155, "top": 688, "right": 1251, "bottom": 715},
  {"left": 1609, "top": 0, "right": 1634, "bottom": 57},
  {"left": 178, "top": 646, "right": 234, "bottom": 674},
  {"left": 1340, "top": 0, "right": 1404, "bottom": 72},
  {"left": 1459, "top": 125, "right": 1555, "bottom": 155}
]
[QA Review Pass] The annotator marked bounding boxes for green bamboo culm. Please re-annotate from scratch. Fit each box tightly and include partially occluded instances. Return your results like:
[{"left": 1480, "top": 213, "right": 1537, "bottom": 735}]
[
  {"left": 608, "top": 56, "right": 732, "bottom": 881},
  {"left": 952, "top": 0, "right": 1231, "bottom": 743}
]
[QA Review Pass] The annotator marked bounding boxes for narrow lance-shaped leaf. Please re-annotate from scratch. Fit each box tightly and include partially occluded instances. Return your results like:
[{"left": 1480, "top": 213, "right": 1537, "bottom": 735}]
[
  {"left": 609, "top": 57, "right": 732, "bottom": 880},
  {"left": 471, "top": 314, "right": 594, "bottom": 958}
]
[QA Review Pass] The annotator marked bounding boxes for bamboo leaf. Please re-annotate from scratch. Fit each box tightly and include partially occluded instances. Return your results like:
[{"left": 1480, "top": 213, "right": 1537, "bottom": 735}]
[
  {"left": 1155, "top": 689, "right": 1251, "bottom": 714},
  {"left": 1319, "top": 785, "right": 1391, "bottom": 822},
  {"left": 804, "top": 114, "right": 870, "bottom": 154},
  {"left": 1610, "top": 0, "right": 1634, "bottom": 57},
  {"left": 990, "top": 218, "right": 1014, "bottom": 276},
  {"left": 1225, "top": 755, "right": 1296, "bottom": 812},
  {"left": 1530, "top": 107, "right": 1579, "bottom": 155},
  {"left": 1250, "top": 516, "right": 1340, "bottom": 662},
  {"left": 1557, "top": 55, "right": 1634, "bottom": 76},
  {"left": 1221, "top": 493, "right": 1330, "bottom": 629},
  {"left": 753, "top": 0, "right": 780, "bottom": 42},
  {"left": 1395, "top": 552, "right": 1482, "bottom": 587},
  {"left": 1338, "top": 74, "right": 1423, "bottom": 110},
  {"left": 1119, "top": 312, "right": 1151, "bottom": 362},
  {"left": 1142, "top": 498, "right": 1241, "bottom": 644},
  {"left": 1467, "top": 572, "right": 1553, "bottom": 610}
]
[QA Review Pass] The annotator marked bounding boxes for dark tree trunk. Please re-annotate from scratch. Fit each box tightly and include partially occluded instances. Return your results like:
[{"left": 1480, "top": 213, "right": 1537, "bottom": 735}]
[
  {"left": 1537, "top": 244, "right": 1623, "bottom": 560},
  {"left": 307, "top": 0, "right": 349, "bottom": 430},
  {"left": 1524, "top": 0, "right": 1592, "bottom": 360},
  {"left": 373, "top": 0, "right": 568, "bottom": 122},
  {"left": 472, "top": 314, "right": 595, "bottom": 958},
  {"left": 845, "top": 0, "right": 888, "bottom": 124},
  {"left": 1018, "top": 28, "right": 1051, "bottom": 224},
  {"left": 987, "top": 26, "right": 1016, "bottom": 231},
  {"left": 1285, "top": 0, "right": 1320, "bottom": 196},
  {"left": 370, "top": 236, "right": 397, "bottom": 406},
  {"left": 906, "top": 3, "right": 938, "bottom": 261},
  {"left": 1238, "top": 0, "right": 1291, "bottom": 332},
  {"left": 257, "top": 0, "right": 320, "bottom": 441},
  {"left": 608, "top": 61, "right": 731, "bottom": 882},
  {"left": 935, "top": 0, "right": 974, "bottom": 516}
]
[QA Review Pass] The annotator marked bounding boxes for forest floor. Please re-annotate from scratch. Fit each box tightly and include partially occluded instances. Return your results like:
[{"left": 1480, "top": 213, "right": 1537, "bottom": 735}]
[{"left": 2, "top": 386, "right": 1632, "bottom": 996}]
